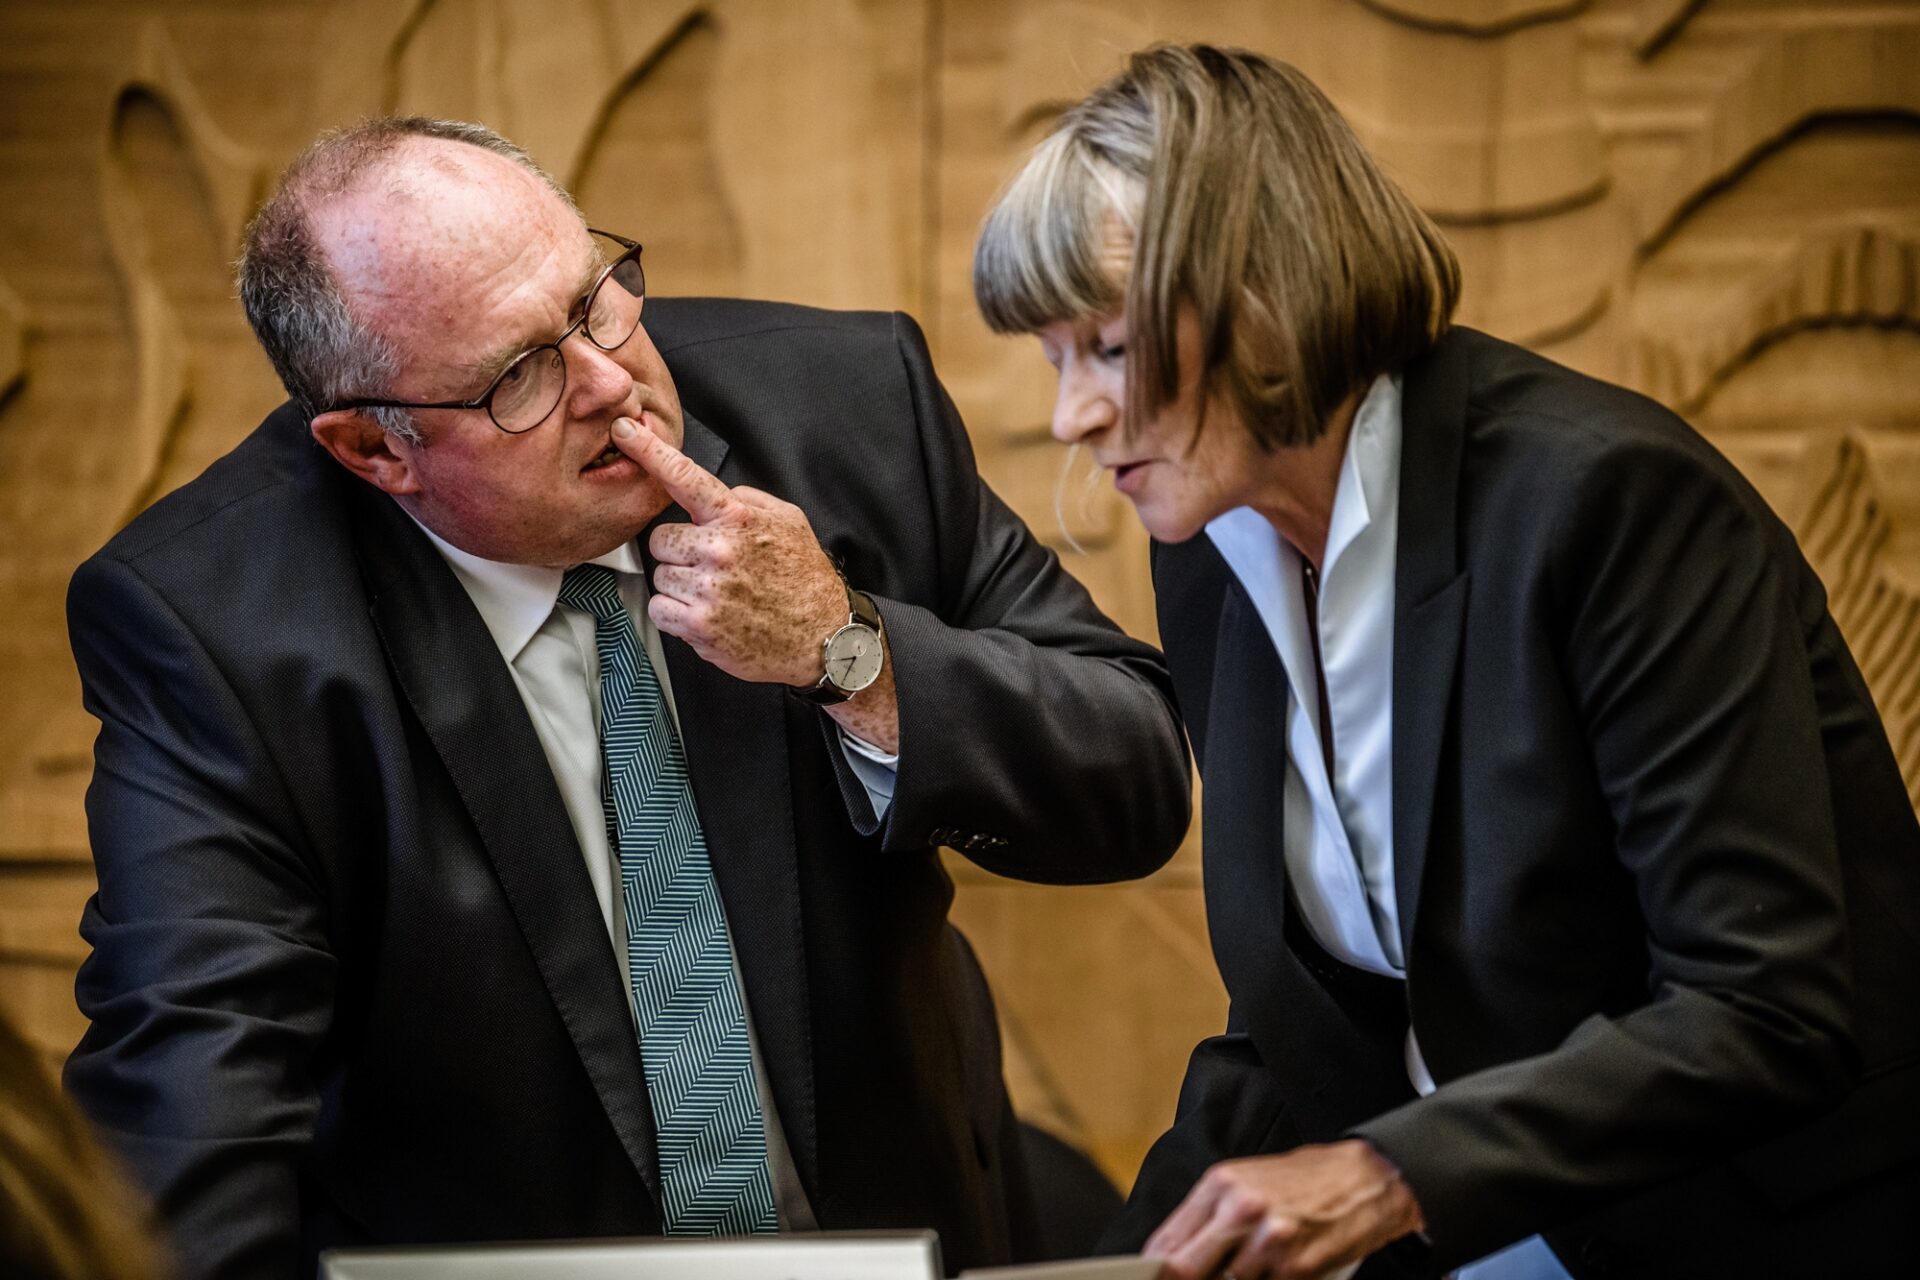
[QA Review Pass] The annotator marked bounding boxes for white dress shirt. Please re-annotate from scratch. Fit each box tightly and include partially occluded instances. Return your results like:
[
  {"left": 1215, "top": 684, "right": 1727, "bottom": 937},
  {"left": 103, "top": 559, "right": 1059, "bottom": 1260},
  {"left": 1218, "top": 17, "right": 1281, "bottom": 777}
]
[
  {"left": 415, "top": 523, "right": 901, "bottom": 1230},
  {"left": 1205, "top": 373, "right": 1409, "bottom": 983},
  {"left": 1205, "top": 377, "right": 1571, "bottom": 1280}
]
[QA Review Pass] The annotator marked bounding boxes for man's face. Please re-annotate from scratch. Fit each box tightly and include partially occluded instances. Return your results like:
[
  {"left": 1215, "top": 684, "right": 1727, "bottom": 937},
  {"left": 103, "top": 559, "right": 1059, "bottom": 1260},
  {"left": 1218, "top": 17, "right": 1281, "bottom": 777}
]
[{"left": 316, "top": 140, "right": 686, "bottom": 567}]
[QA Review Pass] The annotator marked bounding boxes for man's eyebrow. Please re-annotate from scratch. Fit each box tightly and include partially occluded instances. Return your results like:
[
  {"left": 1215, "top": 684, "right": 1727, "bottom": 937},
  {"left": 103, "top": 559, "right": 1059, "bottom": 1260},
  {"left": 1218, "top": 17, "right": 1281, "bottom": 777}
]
[{"left": 449, "top": 251, "right": 608, "bottom": 391}]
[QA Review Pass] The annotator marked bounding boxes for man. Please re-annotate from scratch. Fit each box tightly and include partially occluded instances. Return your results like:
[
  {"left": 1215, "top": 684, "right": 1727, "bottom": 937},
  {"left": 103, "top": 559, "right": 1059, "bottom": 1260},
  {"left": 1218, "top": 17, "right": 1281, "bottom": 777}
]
[{"left": 64, "top": 117, "right": 1189, "bottom": 1280}]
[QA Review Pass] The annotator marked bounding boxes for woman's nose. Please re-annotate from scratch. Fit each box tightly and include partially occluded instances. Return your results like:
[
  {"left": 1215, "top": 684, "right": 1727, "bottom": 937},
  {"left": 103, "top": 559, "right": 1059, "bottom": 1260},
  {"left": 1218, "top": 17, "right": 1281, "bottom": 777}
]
[{"left": 1051, "top": 363, "right": 1119, "bottom": 445}]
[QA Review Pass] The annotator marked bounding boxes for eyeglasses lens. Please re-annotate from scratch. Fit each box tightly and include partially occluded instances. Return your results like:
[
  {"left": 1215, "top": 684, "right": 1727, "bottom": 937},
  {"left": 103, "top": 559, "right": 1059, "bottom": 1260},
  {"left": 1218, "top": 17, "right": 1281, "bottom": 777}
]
[
  {"left": 492, "top": 346, "right": 568, "bottom": 434},
  {"left": 585, "top": 256, "right": 646, "bottom": 350}
]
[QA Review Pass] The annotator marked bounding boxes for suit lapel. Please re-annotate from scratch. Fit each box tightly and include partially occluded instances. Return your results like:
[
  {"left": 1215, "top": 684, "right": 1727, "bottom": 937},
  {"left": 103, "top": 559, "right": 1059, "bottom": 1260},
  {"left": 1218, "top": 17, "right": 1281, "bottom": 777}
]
[
  {"left": 1391, "top": 335, "right": 1473, "bottom": 965},
  {"left": 1200, "top": 580, "right": 1294, "bottom": 1001},
  {"left": 1201, "top": 571, "right": 1413, "bottom": 1125},
  {"left": 346, "top": 477, "right": 665, "bottom": 1205},
  {"left": 651, "top": 412, "right": 821, "bottom": 1200}
]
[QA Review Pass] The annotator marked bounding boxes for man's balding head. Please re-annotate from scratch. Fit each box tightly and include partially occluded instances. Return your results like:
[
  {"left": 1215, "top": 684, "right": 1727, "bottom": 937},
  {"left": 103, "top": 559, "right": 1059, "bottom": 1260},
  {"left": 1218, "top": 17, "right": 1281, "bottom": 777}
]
[{"left": 237, "top": 117, "right": 577, "bottom": 438}]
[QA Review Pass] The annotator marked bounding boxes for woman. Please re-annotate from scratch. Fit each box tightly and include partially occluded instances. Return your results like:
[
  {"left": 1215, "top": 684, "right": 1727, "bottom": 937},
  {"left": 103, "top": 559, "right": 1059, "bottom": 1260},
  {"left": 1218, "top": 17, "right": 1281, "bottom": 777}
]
[{"left": 973, "top": 43, "right": 1919, "bottom": 1280}]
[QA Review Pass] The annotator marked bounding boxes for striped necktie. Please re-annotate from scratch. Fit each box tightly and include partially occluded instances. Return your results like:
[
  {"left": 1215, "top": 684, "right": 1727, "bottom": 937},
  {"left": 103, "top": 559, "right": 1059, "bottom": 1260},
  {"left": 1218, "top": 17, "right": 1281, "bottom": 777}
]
[{"left": 557, "top": 563, "right": 779, "bottom": 1236}]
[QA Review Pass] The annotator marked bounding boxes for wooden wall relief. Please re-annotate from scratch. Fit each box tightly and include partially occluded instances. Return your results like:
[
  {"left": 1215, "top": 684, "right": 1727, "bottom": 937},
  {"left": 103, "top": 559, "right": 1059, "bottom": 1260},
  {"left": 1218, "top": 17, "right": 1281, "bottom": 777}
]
[
  {"left": 1623, "top": 17, "right": 1920, "bottom": 254},
  {"left": 379, "top": 0, "right": 928, "bottom": 312},
  {"left": 0, "top": 235, "right": 92, "bottom": 1056},
  {"left": 0, "top": 279, "right": 27, "bottom": 409},
  {"left": 1800, "top": 435, "right": 1920, "bottom": 804},
  {"left": 1354, "top": 0, "right": 1591, "bottom": 37},
  {"left": 1628, "top": 0, "right": 1704, "bottom": 58},
  {"left": 102, "top": 21, "right": 270, "bottom": 528},
  {"left": 574, "top": 14, "right": 747, "bottom": 298},
  {"left": 388, "top": 1, "right": 696, "bottom": 177},
  {"left": 1308, "top": 1, "right": 1625, "bottom": 375},
  {"left": 1599, "top": 0, "right": 1920, "bottom": 816},
  {"left": 313, "top": 0, "right": 440, "bottom": 122},
  {"left": 1639, "top": 218, "right": 1920, "bottom": 415}
]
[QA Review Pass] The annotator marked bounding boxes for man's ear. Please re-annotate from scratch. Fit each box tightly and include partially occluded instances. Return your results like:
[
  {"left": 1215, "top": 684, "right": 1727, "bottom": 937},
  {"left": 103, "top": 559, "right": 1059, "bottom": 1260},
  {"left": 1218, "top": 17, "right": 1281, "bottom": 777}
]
[{"left": 310, "top": 409, "right": 423, "bottom": 497}]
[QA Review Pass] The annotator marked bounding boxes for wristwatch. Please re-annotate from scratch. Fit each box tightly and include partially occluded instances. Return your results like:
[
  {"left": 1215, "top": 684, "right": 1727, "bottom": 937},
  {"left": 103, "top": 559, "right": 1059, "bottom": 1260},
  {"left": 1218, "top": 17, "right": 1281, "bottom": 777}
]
[{"left": 793, "top": 585, "right": 885, "bottom": 705}]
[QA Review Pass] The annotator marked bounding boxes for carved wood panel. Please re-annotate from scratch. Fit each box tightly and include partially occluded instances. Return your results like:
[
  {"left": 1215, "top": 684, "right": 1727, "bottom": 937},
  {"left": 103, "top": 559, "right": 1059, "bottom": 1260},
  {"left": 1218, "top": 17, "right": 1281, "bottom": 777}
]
[{"left": 0, "top": 0, "right": 1914, "bottom": 1200}]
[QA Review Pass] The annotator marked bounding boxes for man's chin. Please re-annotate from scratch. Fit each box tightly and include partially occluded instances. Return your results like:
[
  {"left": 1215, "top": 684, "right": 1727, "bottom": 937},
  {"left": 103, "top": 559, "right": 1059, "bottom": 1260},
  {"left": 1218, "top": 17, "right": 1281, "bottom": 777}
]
[{"left": 565, "top": 490, "right": 674, "bottom": 561}]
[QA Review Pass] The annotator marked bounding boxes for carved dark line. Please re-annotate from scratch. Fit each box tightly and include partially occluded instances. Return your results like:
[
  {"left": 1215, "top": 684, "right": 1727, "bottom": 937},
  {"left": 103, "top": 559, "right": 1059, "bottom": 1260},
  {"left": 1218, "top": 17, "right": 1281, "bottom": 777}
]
[
  {"left": 382, "top": 0, "right": 444, "bottom": 112},
  {"left": 0, "top": 856, "right": 93, "bottom": 873},
  {"left": 1873, "top": 598, "right": 1920, "bottom": 694},
  {"left": 565, "top": 8, "right": 713, "bottom": 193},
  {"left": 1836, "top": 512, "right": 1889, "bottom": 607},
  {"left": 1515, "top": 285, "right": 1612, "bottom": 349},
  {"left": 1638, "top": 110, "right": 1920, "bottom": 260},
  {"left": 1857, "top": 578, "right": 1898, "bottom": 663},
  {"left": 0, "top": 282, "right": 27, "bottom": 411},
  {"left": 110, "top": 86, "right": 229, "bottom": 257},
  {"left": 115, "top": 388, "right": 195, "bottom": 534},
  {"left": 1799, "top": 439, "right": 1858, "bottom": 556},
  {"left": 1634, "top": 0, "right": 1707, "bottom": 61},
  {"left": 1884, "top": 608, "right": 1920, "bottom": 708},
  {"left": 1428, "top": 175, "right": 1612, "bottom": 228},
  {"left": 1349, "top": 0, "right": 1590, "bottom": 40},
  {"left": 1682, "top": 317, "right": 1920, "bottom": 417}
]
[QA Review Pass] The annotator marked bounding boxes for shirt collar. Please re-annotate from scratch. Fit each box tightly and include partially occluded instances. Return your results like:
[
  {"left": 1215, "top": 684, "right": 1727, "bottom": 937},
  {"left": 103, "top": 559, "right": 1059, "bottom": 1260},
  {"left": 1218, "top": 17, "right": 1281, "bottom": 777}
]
[
  {"left": 1204, "top": 371, "right": 1402, "bottom": 588},
  {"left": 1322, "top": 372, "right": 1402, "bottom": 579},
  {"left": 406, "top": 511, "right": 648, "bottom": 663}
]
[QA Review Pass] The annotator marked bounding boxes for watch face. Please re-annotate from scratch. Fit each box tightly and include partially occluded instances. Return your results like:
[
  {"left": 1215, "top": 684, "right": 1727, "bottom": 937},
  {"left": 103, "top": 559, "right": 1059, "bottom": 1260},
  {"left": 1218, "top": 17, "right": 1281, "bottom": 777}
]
[{"left": 824, "top": 623, "right": 884, "bottom": 693}]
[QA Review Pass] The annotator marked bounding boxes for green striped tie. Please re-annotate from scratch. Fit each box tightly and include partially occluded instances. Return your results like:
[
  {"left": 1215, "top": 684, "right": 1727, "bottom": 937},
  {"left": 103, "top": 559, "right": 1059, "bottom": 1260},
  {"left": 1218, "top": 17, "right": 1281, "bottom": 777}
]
[{"left": 559, "top": 564, "right": 779, "bottom": 1236}]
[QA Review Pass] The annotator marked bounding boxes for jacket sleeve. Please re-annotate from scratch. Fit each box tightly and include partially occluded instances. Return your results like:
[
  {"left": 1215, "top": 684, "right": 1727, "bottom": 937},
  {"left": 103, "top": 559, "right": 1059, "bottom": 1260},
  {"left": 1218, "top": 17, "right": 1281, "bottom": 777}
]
[
  {"left": 1100, "top": 1007, "right": 1302, "bottom": 1253},
  {"left": 1354, "top": 431, "right": 1857, "bottom": 1266},
  {"left": 863, "top": 311, "right": 1192, "bottom": 883},
  {"left": 65, "top": 553, "right": 334, "bottom": 1280}
]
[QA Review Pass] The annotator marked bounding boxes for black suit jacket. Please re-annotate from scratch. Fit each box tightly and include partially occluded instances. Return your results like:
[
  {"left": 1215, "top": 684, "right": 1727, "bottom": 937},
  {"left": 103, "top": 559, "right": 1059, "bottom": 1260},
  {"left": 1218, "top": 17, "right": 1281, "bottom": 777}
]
[
  {"left": 1111, "top": 328, "right": 1920, "bottom": 1277},
  {"left": 65, "top": 300, "right": 1191, "bottom": 1280}
]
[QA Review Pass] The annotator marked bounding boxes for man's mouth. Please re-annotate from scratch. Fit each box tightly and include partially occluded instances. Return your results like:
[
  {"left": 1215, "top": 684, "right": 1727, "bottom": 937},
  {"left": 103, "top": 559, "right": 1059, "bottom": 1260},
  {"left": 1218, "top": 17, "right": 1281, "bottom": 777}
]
[{"left": 584, "top": 442, "right": 625, "bottom": 471}]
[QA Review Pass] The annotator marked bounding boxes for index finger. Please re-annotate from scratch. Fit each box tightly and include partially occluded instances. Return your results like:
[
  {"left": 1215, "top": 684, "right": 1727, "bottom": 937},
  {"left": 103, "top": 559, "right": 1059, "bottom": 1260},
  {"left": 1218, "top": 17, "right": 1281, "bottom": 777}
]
[
  {"left": 612, "top": 417, "right": 733, "bottom": 524},
  {"left": 1144, "top": 1173, "right": 1224, "bottom": 1260}
]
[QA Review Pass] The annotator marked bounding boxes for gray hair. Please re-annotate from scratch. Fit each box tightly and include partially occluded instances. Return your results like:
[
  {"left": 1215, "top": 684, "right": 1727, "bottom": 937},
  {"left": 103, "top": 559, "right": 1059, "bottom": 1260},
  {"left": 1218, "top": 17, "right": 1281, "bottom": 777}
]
[
  {"left": 975, "top": 44, "right": 1459, "bottom": 451},
  {"left": 236, "top": 116, "right": 577, "bottom": 442}
]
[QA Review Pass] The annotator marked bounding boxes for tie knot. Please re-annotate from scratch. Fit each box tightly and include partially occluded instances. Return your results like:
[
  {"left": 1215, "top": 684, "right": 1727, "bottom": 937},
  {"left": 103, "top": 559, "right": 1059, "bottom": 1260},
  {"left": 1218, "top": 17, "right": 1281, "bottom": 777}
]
[{"left": 558, "top": 563, "right": 626, "bottom": 621}]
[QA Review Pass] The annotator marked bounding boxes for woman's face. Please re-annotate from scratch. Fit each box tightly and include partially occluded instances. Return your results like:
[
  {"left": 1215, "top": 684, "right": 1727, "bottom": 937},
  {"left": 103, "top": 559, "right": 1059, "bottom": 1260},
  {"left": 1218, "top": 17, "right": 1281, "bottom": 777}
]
[{"left": 1036, "top": 307, "right": 1269, "bottom": 544}]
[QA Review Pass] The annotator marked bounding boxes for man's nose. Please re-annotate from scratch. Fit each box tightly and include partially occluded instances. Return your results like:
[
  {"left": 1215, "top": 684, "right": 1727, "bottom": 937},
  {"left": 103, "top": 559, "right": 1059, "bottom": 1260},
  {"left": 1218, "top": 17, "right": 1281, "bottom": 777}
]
[
  {"left": 563, "top": 331, "right": 635, "bottom": 416},
  {"left": 1051, "top": 363, "right": 1119, "bottom": 445}
]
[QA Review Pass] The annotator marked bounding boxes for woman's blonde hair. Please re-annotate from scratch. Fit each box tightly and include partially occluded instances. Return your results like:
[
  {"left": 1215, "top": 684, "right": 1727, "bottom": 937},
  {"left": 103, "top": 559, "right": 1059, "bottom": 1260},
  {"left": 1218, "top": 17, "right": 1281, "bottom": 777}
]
[{"left": 974, "top": 43, "right": 1460, "bottom": 449}]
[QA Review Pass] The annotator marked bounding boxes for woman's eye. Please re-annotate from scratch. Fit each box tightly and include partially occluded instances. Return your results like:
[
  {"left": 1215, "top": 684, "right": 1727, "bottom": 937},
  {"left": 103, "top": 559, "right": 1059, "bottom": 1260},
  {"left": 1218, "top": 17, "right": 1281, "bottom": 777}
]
[{"left": 1099, "top": 343, "right": 1127, "bottom": 362}]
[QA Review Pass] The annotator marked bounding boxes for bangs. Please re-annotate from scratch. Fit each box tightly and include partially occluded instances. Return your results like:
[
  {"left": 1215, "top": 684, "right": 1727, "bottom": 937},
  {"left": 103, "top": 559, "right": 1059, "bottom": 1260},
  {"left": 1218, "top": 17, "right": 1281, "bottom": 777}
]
[{"left": 972, "top": 131, "right": 1131, "bottom": 334}]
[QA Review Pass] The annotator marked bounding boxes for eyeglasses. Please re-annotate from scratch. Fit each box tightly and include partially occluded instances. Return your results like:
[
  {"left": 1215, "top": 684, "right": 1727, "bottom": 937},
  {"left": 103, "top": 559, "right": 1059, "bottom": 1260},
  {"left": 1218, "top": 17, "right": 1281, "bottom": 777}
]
[{"left": 328, "top": 229, "right": 646, "bottom": 435}]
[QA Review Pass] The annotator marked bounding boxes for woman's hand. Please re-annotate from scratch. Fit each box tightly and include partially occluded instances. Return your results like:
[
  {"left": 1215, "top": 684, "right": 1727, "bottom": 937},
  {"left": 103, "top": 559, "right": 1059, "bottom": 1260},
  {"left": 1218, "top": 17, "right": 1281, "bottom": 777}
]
[{"left": 1143, "top": 1140, "right": 1424, "bottom": 1280}]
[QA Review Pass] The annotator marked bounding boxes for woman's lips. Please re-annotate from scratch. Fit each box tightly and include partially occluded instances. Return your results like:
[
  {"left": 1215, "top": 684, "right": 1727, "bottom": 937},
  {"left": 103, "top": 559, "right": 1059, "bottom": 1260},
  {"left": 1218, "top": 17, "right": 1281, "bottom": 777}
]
[{"left": 1114, "top": 460, "right": 1149, "bottom": 495}]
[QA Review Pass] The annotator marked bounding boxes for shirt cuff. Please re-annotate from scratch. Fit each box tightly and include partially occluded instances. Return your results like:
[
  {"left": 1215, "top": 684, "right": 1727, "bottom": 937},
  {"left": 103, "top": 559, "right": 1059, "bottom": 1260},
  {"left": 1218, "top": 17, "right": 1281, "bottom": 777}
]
[{"left": 837, "top": 727, "right": 898, "bottom": 819}]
